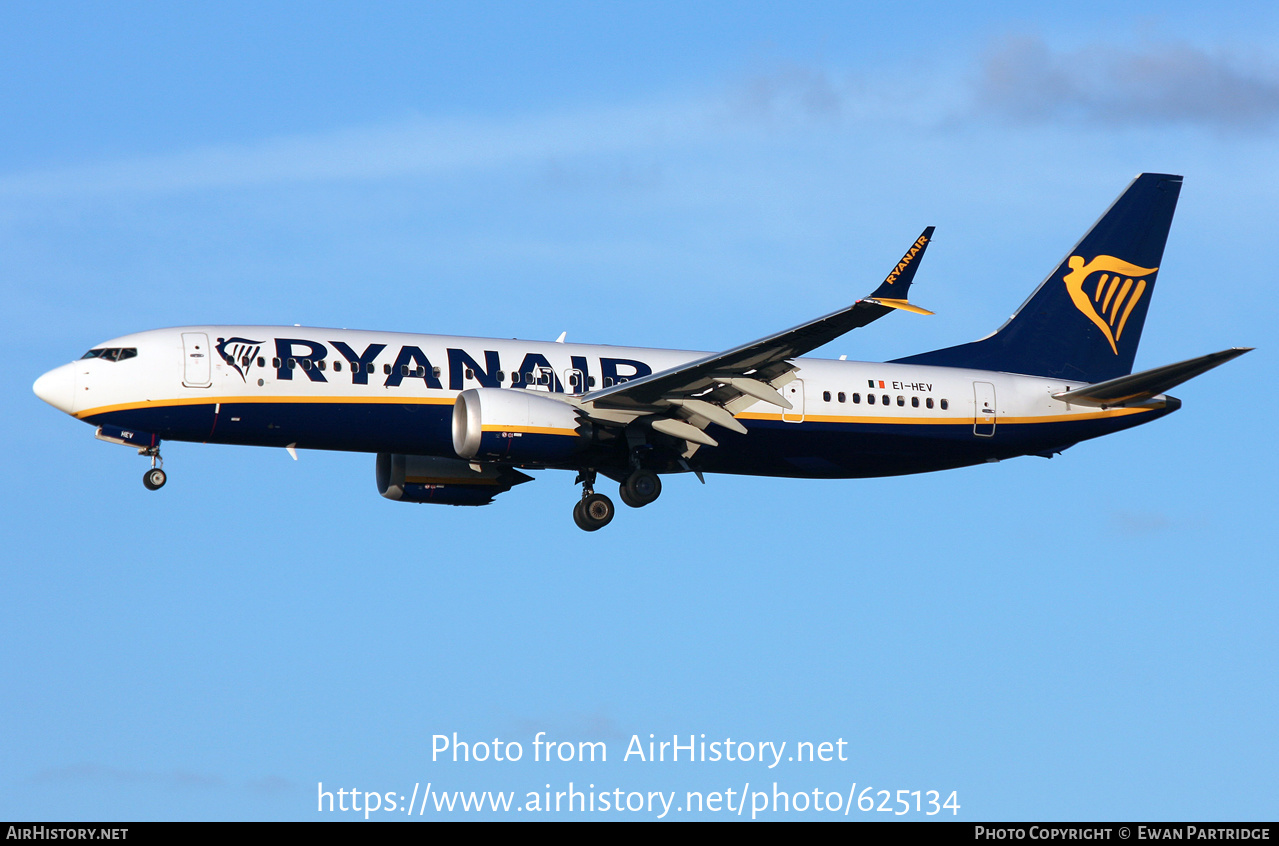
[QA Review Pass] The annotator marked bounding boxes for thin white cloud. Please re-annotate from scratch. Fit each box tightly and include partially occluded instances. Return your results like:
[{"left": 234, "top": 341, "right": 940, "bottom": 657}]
[
  {"left": 0, "top": 72, "right": 955, "bottom": 203},
  {"left": 0, "top": 101, "right": 716, "bottom": 199},
  {"left": 2, "top": 35, "right": 1275, "bottom": 204},
  {"left": 30, "top": 762, "right": 224, "bottom": 788},
  {"left": 1110, "top": 510, "right": 1208, "bottom": 536},
  {"left": 729, "top": 63, "right": 849, "bottom": 123},
  {"left": 30, "top": 763, "right": 295, "bottom": 795},
  {"left": 975, "top": 35, "right": 1279, "bottom": 130}
]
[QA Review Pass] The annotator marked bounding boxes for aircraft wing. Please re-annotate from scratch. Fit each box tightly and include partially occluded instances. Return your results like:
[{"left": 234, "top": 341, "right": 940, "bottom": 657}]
[{"left": 572, "top": 227, "right": 935, "bottom": 451}]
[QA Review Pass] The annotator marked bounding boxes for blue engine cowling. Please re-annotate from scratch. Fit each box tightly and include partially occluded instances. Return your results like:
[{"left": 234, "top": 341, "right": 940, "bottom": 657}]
[
  {"left": 451, "top": 387, "right": 588, "bottom": 464},
  {"left": 376, "top": 453, "right": 532, "bottom": 506}
]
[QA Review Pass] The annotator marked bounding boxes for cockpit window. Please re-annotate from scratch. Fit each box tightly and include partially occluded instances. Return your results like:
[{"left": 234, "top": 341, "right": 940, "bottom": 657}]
[{"left": 81, "top": 348, "right": 137, "bottom": 361}]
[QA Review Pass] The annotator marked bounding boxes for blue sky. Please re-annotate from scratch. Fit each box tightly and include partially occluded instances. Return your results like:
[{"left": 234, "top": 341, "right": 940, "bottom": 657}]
[{"left": 3, "top": 1, "right": 1276, "bottom": 821}]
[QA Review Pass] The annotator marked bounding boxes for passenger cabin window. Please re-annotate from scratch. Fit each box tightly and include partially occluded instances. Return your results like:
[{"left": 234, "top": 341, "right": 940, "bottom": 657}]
[
  {"left": 868, "top": 394, "right": 875, "bottom": 405},
  {"left": 852, "top": 393, "right": 861, "bottom": 403},
  {"left": 911, "top": 397, "right": 919, "bottom": 408},
  {"left": 926, "top": 398, "right": 934, "bottom": 409},
  {"left": 823, "top": 391, "right": 831, "bottom": 402},
  {"left": 897, "top": 395, "right": 904, "bottom": 406},
  {"left": 941, "top": 399, "right": 949, "bottom": 410},
  {"left": 838, "top": 392, "right": 846, "bottom": 403}
]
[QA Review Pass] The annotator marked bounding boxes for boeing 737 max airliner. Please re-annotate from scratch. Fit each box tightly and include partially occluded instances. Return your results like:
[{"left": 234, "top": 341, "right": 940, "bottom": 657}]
[{"left": 33, "top": 173, "right": 1250, "bottom": 530}]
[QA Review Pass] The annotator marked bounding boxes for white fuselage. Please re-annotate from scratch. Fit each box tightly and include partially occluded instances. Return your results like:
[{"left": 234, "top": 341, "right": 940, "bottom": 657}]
[{"left": 34, "top": 325, "right": 1169, "bottom": 480}]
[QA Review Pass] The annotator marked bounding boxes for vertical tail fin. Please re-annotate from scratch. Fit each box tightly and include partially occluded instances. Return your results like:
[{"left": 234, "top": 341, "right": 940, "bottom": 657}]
[{"left": 892, "top": 173, "right": 1183, "bottom": 382}]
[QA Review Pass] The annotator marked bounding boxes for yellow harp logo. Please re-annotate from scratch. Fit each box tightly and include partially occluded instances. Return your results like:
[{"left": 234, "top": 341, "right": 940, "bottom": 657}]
[{"left": 1062, "top": 255, "right": 1158, "bottom": 354}]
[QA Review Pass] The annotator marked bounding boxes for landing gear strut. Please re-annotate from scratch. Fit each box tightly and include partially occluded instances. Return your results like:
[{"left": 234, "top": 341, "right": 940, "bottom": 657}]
[
  {"left": 620, "top": 468, "right": 661, "bottom": 508},
  {"left": 141, "top": 447, "right": 166, "bottom": 491},
  {"left": 572, "top": 469, "right": 614, "bottom": 531}
]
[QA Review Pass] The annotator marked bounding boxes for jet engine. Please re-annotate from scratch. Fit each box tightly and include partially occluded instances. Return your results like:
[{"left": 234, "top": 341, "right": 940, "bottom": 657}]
[
  {"left": 451, "top": 387, "right": 589, "bottom": 464},
  {"left": 376, "top": 453, "right": 532, "bottom": 506}
]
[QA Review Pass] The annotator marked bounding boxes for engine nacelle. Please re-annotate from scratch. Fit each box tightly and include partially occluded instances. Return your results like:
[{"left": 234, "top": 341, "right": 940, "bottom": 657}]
[
  {"left": 452, "top": 388, "right": 587, "bottom": 464},
  {"left": 376, "top": 453, "right": 532, "bottom": 506}
]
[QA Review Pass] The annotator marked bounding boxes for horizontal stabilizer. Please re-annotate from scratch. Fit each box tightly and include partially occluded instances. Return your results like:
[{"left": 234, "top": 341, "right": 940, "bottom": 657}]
[{"left": 1053, "top": 347, "right": 1252, "bottom": 407}]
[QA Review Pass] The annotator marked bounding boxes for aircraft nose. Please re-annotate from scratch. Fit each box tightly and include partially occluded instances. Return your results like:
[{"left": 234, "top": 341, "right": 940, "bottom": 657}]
[{"left": 33, "top": 362, "right": 76, "bottom": 415}]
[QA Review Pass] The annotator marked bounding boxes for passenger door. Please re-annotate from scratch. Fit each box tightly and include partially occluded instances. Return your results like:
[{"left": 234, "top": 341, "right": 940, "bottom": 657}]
[
  {"left": 182, "top": 332, "right": 212, "bottom": 388},
  {"left": 973, "top": 381, "right": 996, "bottom": 436}
]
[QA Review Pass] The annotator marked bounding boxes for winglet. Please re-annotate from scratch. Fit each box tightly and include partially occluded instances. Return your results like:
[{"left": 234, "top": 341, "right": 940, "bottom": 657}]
[
  {"left": 866, "top": 226, "right": 934, "bottom": 312},
  {"left": 865, "top": 298, "right": 935, "bottom": 315}
]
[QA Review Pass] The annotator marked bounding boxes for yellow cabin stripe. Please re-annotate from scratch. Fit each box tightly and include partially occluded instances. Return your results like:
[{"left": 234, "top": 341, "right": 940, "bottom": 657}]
[
  {"left": 77, "top": 396, "right": 1156, "bottom": 427},
  {"left": 737, "top": 407, "right": 1153, "bottom": 425}
]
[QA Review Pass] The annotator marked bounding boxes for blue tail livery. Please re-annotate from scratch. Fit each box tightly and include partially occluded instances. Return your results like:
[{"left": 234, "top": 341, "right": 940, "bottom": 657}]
[{"left": 893, "top": 173, "right": 1182, "bottom": 382}]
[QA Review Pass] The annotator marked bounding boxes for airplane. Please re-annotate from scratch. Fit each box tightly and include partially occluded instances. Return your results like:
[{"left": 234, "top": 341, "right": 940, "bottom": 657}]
[{"left": 33, "top": 173, "right": 1250, "bottom": 531}]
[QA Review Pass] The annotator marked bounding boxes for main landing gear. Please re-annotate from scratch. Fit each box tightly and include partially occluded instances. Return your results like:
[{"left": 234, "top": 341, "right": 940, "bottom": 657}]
[
  {"left": 141, "top": 447, "right": 166, "bottom": 491},
  {"left": 571, "top": 467, "right": 664, "bottom": 531},
  {"left": 573, "top": 470, "right": 614, "bottom": 532},
  {"left": 619, "top": 468, "right": 661, "bottom": 508}
]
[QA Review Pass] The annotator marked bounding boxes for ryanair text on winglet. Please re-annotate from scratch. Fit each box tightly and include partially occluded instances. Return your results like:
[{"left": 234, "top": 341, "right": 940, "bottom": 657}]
[{"left": 882, "top": 233, "right": 930, "bottom": 286}]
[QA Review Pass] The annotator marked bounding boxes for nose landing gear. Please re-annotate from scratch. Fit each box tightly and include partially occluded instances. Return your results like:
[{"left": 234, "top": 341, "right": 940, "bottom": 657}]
[
  {"left": 141, "top": 447, "right": 166, "bottom": 491},
  {"left": 92, "top": 426, "right": 169, "bottom": 491}
]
